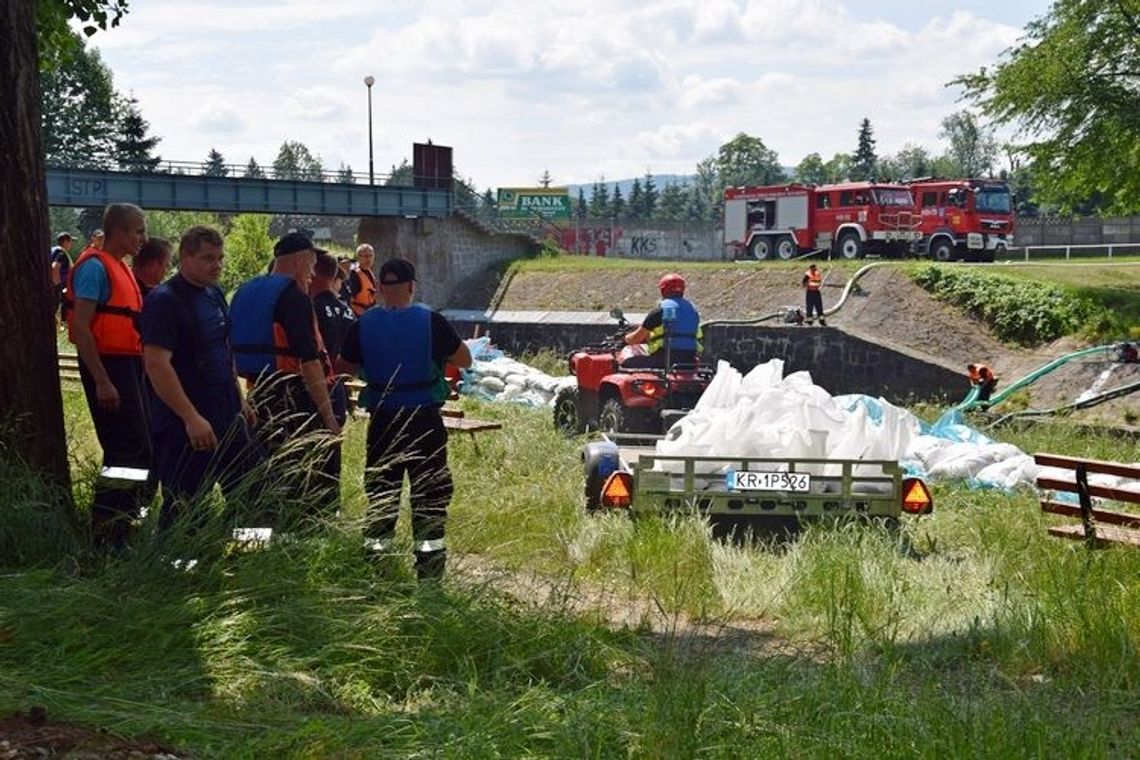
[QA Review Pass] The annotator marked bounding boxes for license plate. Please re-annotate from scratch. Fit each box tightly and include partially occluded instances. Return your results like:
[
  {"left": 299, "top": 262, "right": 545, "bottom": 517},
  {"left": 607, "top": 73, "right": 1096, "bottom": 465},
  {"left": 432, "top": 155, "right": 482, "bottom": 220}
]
[
  {"left": 728, "top": 470, "right": 811, "bottom": 492},
  {"left": 967, "top": 233, "right": 984, "bottom": 249}
]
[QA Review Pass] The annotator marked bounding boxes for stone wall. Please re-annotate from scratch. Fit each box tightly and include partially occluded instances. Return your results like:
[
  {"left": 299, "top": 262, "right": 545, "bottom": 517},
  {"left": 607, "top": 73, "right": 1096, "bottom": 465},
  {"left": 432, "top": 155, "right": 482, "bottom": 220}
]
[
  {"left": 445, "top": 318, "right": 965, "bottom": 403},
  {"left": 358, "top": 214, "right": 536, "bottom": 308}
]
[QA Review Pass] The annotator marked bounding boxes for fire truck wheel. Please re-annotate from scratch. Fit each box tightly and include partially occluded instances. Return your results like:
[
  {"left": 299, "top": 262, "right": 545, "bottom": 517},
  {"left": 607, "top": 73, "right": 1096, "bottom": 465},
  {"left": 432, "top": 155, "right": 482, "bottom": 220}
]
[
  {"left": 837, "top": 231, "right": 863, "bottom": 260},
  {"left": 749, "top": 237, "right": 773, "bottom": 261},
  {"left": 930, "top": 238, "right": 955, "bottom": 262},
  {"left": 776, "top": 235, "right": 797, "bottom": 260},
  {"left": 553, "top": 386, "right": 584, "bottom": 436}
]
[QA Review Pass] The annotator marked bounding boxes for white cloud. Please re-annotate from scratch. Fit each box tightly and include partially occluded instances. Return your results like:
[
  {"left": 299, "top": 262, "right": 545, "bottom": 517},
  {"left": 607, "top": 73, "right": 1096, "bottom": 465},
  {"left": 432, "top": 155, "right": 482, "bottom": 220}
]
[{"left": 86, "top": 0, "right": 1040, "bottom": 188}]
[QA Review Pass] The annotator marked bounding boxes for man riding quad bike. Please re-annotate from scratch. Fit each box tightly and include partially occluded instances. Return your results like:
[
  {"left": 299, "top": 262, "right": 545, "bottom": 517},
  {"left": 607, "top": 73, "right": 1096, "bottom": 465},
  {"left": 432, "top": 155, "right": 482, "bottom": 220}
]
[{"left": 553, "top": 273, "right": 714, "bottom": 435}]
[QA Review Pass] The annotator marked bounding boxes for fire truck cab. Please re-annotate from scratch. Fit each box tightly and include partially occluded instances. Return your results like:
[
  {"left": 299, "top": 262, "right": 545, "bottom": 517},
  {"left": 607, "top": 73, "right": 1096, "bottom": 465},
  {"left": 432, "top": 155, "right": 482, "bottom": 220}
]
[
  {"left": 910, "top": 179, "right": 1014, "bottom": 262},
  {"left": 724, "top": 182, "right": 922, "bottom": 261}
]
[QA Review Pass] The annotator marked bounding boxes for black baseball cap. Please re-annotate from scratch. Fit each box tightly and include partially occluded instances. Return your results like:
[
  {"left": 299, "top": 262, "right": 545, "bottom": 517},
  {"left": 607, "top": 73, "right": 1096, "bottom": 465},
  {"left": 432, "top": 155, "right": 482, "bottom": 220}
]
[
  {"left": 379, "top": 257, "right": 417, "bottom": 285},
  {"left": 273, "top": 232, "right": 315, "bottom": 257}
]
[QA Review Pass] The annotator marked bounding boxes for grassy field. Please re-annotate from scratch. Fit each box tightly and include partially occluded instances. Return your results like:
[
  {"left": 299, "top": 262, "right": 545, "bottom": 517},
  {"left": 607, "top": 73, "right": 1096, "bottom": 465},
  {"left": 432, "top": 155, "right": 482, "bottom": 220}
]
[{"left": 1, "top": 389, "right": 1138, "bottom": 757}]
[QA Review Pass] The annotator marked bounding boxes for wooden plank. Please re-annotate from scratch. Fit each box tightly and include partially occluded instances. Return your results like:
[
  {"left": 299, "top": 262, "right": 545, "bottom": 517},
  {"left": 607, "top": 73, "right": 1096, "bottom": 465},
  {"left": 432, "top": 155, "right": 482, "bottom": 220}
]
[
  {"left": 1034, "top": 453, "right": 1140, "bottom": 481},
  {"left": 1036, "top": 477, "right": 1140, "bottom": 505},
  {"left": 1039, "top": 500, "right": 1140, "bottom": 528},
  {"left": 1047, "top": 523, "right": 1140, "bottom": 547},
  {"left": 444, "top": 417, "right": 502, "bottom": 433}
]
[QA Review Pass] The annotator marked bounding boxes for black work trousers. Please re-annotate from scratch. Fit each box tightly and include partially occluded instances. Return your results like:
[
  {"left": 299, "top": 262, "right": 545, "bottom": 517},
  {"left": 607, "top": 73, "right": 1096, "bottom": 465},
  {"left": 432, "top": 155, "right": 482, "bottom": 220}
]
[
  {"left": 364, "top": 406, "right": 452, "bottom": 579},
  {"left": 805, "top": 290, "right": 825, "bottom": 321},
  {"left": 79, "top": 354, "right": 152, "bottom": 552},
  {"left": 152, "top": 413, "right": 264, "bottom": 535},
  {"left": 248, "top": 375, "right": 339, "bottom": 528}
]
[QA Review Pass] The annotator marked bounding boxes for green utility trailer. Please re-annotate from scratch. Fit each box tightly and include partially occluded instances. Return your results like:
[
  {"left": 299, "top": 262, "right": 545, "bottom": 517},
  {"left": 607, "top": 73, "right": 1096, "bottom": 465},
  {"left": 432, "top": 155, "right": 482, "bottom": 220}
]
[{"left": 582, "top": 435, "right": 932, "bottom": 538}]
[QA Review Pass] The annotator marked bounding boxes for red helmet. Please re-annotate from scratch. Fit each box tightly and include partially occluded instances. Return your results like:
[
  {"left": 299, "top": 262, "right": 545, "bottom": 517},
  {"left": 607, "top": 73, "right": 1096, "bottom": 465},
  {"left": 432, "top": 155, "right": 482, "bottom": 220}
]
[{"left": 658, "top": 273, "right": 686, "bottom": 297}]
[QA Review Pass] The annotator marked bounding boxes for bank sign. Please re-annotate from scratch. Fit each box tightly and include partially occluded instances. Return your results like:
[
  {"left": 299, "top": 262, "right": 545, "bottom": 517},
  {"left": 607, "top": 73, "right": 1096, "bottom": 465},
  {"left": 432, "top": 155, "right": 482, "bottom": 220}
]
[{"left": 497, "top": 188, "right": 571, "bottom": 220}]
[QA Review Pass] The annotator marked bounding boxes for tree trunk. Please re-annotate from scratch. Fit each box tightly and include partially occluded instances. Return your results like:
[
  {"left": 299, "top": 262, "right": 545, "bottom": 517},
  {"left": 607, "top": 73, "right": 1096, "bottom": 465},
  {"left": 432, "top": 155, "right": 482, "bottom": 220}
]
[{"left": 0, "top": 0, "right": 72, "bottom": 492}]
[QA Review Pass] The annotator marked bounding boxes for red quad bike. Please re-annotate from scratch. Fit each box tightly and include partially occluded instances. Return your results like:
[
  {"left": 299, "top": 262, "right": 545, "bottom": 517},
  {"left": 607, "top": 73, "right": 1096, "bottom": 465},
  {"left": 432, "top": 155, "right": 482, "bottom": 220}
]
[{"left": 553, "top": 308, "right": 715, "bottom": 435}]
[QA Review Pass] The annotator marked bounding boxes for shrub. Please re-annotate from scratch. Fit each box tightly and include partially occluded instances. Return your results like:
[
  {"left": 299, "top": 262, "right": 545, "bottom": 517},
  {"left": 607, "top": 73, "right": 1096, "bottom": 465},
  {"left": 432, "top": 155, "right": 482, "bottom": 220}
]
[{"left": 911, "top": 266, "right": 1102, "bottom": 345}]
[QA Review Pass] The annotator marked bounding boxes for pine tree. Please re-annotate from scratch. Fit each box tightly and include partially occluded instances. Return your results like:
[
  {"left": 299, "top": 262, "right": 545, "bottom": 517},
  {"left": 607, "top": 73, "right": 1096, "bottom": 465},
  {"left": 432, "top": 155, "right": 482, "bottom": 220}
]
[
  {"left": 642, "top": 171, "right": 659, "bottom": 220},
  {"left": 852, "top": 118, "right": 877, "bottom": 181},
  {"left": 610, "top": 184, "right": 625, "bottom": 220},
  {"left": 627, "top": 178, "right": 643, "bottom": 222},
  {"left": 203, "top": 148, "right": 227, "bottom": 177},
  {"left": 577, "top": 187, "right": 587, "bottom": 219},
  {"left": 385, "top": 159, "right": 413, "bottom": 186},
  {"left": 657, "top": 182, "right": 686, "bottom": 220},
  {"left": 482, "top": 188, "right": 496, "bottom": 216},
  {"left": 538, "top": 168, "right": 552, "bottom": 188},
  {"left": 336, "top": 163, "right": 356, "bottom": 183},
  {"left": 115, "top": 96, "right": 161, "bottom": 173},
  {"left": 243, "top": 157, "right": 265, "bottom": 179},
  {"left": 589, "top": 180, "right": 609, "bottom": 219}
]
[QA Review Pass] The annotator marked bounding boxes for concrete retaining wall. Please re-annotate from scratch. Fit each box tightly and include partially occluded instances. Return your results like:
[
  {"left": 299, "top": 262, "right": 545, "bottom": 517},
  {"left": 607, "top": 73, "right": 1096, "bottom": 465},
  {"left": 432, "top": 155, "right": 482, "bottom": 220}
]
[
  {"left": 445, "top": 317, "right": 964, "bottom": 402},
  {"left": 358, "top": 215, "right": 536, "bottom": 308}
]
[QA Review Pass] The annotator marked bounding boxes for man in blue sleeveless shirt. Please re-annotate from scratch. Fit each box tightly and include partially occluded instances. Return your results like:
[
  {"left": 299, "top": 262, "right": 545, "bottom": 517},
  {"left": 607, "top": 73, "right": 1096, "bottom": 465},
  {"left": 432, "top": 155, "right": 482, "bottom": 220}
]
[
  {"left": 622, "top": 273, "right": 702, "bottom": 369},
  {"left": 337, "top": 257, "right": 472, "bottom": 581},
  {"left": 141, "top": 226, "right": 262, "bottom": 536}
]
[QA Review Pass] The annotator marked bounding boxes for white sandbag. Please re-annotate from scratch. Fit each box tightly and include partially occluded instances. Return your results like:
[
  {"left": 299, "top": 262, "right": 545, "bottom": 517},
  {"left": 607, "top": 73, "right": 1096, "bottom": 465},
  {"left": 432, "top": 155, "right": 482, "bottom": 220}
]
[{"left": 478, "top": 376, "right": 506, "bottom": 393}]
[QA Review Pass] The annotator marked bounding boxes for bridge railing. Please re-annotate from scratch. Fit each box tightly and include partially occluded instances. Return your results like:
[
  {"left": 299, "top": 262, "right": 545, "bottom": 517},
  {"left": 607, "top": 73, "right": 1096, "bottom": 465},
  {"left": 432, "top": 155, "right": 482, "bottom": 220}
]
[{"left": 44, "top": 157, "right": 449, "bottom": 188}]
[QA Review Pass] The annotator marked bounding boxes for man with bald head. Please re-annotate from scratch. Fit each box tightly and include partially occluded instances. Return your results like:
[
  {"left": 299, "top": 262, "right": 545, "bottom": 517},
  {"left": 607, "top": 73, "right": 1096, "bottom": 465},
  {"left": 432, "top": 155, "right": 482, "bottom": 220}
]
[{"left": 65, "top": 203, "right": 152, "bottom": 552}]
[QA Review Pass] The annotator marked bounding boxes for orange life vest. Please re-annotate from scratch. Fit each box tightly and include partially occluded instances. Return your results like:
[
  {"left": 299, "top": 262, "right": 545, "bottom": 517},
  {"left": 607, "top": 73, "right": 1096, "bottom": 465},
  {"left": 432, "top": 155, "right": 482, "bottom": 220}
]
[
  {"left": 804, "top": 269, "right": 822, "bottom": 291},
  {"left": 349, "top": 268, "right": 377, "bottom": 316},
  {"left": 271, "top": 311, "right": 335, "bottom": 384},
  {"left": 65, "top": 248, "right": 143, "bottom": 356}
]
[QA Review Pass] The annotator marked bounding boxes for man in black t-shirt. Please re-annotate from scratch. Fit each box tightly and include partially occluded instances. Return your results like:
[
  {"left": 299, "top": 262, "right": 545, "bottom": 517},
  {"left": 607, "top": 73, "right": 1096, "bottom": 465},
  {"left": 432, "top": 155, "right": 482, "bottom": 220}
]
[
  {"left": 141, "top": 226, "right": 262, "bottom": 536},
  {"left": 337, "top": 257, "right": 472, "bottom": 581}
]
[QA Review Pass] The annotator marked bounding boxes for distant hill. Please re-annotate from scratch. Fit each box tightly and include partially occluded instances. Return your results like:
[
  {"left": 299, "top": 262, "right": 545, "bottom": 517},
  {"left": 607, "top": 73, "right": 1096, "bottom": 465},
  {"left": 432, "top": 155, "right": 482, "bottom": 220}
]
[
  {"left": 563, "top": 168, "right": 798, "bottom": 198},
  {"left": 565, "top": 174, "right": 696, "bottom": 198}
]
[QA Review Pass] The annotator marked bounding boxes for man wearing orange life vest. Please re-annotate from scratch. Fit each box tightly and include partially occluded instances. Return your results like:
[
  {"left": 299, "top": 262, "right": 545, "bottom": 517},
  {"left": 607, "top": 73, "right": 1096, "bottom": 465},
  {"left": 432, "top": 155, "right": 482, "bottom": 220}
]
[
  {"left": 802, "top": 263, "right": 827, "bottom": 326},
  {"left": 967, "top": 363, "right": 998, "bottom": 402},
  {"left": 346, "top": 243, "right": 378, "bottom": 316},
  {"left": 66, "top": 203, "right": 151, "bottom": 552}
]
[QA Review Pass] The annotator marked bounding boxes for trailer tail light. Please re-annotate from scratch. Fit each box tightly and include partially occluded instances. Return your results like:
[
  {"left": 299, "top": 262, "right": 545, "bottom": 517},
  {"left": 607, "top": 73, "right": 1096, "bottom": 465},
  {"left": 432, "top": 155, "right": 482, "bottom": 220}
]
[
  {"left": 901, "top": 478, "right": 933, "bottom": 514},
  {"left": 601, "top": 472, "right": 633, "bottom": 509}
]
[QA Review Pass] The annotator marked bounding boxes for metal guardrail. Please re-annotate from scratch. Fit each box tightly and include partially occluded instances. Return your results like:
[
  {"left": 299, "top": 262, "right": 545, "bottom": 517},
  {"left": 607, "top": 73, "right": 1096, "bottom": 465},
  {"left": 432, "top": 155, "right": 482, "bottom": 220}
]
[{"left": 1005, "top": 243, "right": 1140, "bottom": 261}]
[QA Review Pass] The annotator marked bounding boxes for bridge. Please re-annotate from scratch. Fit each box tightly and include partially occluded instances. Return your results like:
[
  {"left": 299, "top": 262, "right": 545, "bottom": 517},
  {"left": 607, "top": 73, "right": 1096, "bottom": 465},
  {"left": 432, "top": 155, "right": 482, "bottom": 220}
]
[{"left": 45, "top": 159, "right": 452, "bottom": 218}]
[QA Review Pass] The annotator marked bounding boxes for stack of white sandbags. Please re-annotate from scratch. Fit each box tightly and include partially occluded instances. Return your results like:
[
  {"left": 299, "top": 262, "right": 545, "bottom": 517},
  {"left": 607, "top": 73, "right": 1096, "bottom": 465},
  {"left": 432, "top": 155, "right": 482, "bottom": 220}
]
[
  {"left": 459, "top": 338, "right": 577, "bottom": 407},
  {"left": 654, "top": 358, "right": 1050, "bottom": 491}
]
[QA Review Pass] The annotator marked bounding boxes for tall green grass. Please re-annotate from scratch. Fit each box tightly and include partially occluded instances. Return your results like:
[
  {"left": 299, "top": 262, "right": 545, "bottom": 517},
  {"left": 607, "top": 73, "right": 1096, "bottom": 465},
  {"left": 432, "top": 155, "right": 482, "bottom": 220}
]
[{"left": 1, "top": 393, "right": 1137, "bottom": 756}]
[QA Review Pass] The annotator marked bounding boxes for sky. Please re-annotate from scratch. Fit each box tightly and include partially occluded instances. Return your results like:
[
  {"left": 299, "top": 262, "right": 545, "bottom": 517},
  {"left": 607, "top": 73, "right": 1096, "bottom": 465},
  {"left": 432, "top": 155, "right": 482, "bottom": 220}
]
[{"left": 87, "top": 0, "right": 1052, "bottom": 190}]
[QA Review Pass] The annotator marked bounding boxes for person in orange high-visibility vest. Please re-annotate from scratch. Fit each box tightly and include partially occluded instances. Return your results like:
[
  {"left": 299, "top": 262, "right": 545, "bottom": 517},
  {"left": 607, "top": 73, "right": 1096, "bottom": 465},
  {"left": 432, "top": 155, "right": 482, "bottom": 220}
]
[
  {"left": 802, "top": 263, "right": 826, "bottom": 326},
  {"left": 347, "top": 243, "right": 378, "bottom": 316},
  {"left": 967, "top": 363, "right": 998, "bottom": 401},
  {"left": 66, "top": 203, "right": 152, "bottom": 553}
]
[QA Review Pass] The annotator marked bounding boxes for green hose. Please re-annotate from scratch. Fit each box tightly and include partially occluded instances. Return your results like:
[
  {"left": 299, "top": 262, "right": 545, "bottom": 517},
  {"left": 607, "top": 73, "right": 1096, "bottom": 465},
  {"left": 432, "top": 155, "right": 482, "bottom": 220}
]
[{"left": 955, "top": 344, "right": 1116, "bottom": 412}]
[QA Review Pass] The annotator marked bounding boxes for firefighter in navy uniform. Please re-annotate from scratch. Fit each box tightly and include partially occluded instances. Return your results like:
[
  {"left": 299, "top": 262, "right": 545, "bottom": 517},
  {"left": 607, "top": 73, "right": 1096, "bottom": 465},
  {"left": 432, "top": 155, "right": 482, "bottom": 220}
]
[
  {"left": 229, "top": 232, "right": 341, "bottom": 526},
  {"left": 65, "top": 203, "right": 151, "bottom": 552},
  {"left": 337, "top": 257, "right": 472, "bottom": 581},
  {"left": 140, "top": 226, "right": 262, "bottom": 535},
  {"left": 802, "top": 263, "right": 826, "bottom": 326},
  {"left": 622, "top": 273, "right": 702, "bottom": 369}
]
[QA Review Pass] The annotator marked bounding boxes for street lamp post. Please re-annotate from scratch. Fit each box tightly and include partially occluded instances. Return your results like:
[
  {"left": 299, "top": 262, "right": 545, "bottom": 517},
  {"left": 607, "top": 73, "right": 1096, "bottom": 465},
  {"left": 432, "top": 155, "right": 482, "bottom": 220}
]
[{"left": 364, "top": 75, "right": 375, "bottom": 186}]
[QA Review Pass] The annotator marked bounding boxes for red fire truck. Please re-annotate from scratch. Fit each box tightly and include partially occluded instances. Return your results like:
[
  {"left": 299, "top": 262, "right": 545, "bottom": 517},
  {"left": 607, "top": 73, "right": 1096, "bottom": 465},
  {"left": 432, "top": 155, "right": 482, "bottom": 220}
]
[
  {"left": 723, "top": 182, "right": 922, "bottom": 260},
  {"left": 909, "top": 179, "right": 1015, "bottom": 262}
]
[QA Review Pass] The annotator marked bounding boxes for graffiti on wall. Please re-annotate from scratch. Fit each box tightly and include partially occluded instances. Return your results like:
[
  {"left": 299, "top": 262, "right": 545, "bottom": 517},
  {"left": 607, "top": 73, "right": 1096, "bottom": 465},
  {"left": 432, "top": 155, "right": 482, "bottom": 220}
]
[{"left": 558, "top": 226, "right": 624, "bottom": 256}]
